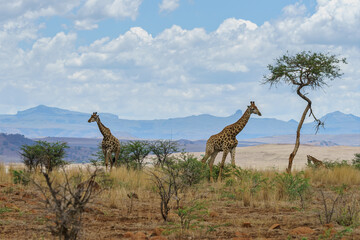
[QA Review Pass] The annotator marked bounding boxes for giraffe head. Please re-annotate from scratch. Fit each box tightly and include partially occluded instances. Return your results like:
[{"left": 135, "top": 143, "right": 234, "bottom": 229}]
[
  {"left": 248, "top": 101, "right": 262, "bottom": 116},
  {"left": 88, "top": 112, "right": 99, "bottom": 123}
]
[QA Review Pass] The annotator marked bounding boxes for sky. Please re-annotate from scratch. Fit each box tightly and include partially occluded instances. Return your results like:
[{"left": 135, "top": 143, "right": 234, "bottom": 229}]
[{"left": 0, "top": 0, "right": 359, "bottom": 121}]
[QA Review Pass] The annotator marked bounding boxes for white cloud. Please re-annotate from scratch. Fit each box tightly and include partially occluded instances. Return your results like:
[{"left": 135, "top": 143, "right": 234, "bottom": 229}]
[
  {"left": 0, "top": 0, "right": 143, "bottom": 30},
  {"left": 215, "top": 18, "right": 258, "bottom": 35},
  {"left": 286, "top": 0, "right": 360, "bottom": 44},
  {"left": 75, "top": 0, "right": 143, "bottom": 27},
  {"left": 159, "top": 0, "right": 180, "bottom": 13},
  {"left": 0, "top": 1, "right": 80, "bottom": 22},
  {"left": 74, "top": 20, "right": 98, "bottom": 30},
  {"left": 0, "top": 0, "right": 359, "bottom": 121},
  {"left": 282, "top": 3, "right": 307, "bottom": 16}
]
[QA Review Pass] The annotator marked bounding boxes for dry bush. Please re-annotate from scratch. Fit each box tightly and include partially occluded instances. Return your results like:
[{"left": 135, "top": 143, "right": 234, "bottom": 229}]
[{"left": 32, "top": 167, "right": 100, "bottom": 240}]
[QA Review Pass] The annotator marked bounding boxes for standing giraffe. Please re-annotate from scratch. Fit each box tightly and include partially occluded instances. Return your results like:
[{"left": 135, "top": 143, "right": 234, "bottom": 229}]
[
  {"left": 88, "top": 112, "right": 120, "bottom": 171},
  {"left": 201, "top": 101, "right": 261, "bottom": 182}
]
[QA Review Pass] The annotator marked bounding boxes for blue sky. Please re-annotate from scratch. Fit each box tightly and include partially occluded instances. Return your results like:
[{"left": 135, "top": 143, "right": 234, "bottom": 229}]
[
  {"left": 37, "top": 0, "right": 317, "bottom": 46},
  {"left": 0, "top": 0, "right": 359, "bottom": 122}
]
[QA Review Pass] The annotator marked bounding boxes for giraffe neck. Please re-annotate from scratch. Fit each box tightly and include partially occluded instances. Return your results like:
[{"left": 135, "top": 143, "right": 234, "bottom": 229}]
[
  {"left": 230, "top": 108, "right": 251, "bottom": 137},
  {"left": 96, "top": 117, "right": 110, "bottom": 138}
]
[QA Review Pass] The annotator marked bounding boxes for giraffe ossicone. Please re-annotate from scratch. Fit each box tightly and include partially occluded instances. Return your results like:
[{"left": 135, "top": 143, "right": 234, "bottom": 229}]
[
  {"left": 88, "top": 112, "right": 120, "bottom": 171},
  {"left": 201, "top": 101, "right": 262, "bottom": 182}
]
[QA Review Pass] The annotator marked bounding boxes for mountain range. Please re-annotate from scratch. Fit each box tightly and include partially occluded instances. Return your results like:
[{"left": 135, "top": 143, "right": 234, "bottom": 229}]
[{"left": 0, "top": 105, "right": 359, "bottom": 141}]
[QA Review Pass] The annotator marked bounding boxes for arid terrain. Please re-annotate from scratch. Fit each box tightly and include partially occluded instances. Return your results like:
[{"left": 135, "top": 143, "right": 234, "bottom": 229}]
[
  {"left": 190, "top": 144, "right": 360, "bottom": 170},
  {"left": 1, "top": 144, "right": 360, "bottom": 240}
]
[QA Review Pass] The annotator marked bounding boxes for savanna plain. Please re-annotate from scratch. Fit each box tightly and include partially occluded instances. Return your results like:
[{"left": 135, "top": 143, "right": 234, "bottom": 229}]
[{"left": 1, "top": 144, "right": 360, "bottom": 240}]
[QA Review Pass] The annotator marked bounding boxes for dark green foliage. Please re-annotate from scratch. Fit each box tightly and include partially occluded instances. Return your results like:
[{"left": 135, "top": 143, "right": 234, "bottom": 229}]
[
  {"left": 209, "top": 164, "right": 235, "bottom": 181},
  {"left": 20, "top": 141, "right": 69, "bottom": 172},
  {"left": 91, "top": 140, "right": 151, "bottom": 170},
  {"left": 150, "top": 140, "right": 180, "bottom": 167},
  {"left": 11, "top": 170, "right": 30, "bottom": 185},
  {"left": 176, "top": 153, "right": 207, "bottom": 186},
  {"left": 124, "top": 141, "right": 151, "bottom": 169},
  {"left": 20, "top": 144, "right": 42, "bottom": 172},
  {"left": 264, "top": 51, "right": 346, "bottom": 89}
]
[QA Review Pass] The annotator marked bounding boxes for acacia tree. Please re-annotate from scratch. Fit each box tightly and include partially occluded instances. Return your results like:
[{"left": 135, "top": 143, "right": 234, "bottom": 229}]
[
  {"left": 150, "top": 140, "right": 180, "bottom": 167},
  {"left": 20, "top": 141, "right": 69, "bottom": 172},
  {"left": 263, "top": 51, "right": 346, "bottom": 173}
]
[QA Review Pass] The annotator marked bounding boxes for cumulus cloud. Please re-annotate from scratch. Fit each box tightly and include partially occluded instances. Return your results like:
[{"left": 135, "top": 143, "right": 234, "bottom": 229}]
[
  {"left": 0, "top": 0, "right": 143, "bottom": 30},
  {"left": 0, "top": 0, "right": 359, "bottom": 121},
  {"left": 74, "top": 19, "right": 98, "bottom": 30},
  {"left": 0, "top": 1, "right": 79, "bottom": 22},
  {"left": 75, "top": 0, "right": 143, "bottom": 29},
  {"left": 159, "top": 0, "right": 180, "bottom": 13}
]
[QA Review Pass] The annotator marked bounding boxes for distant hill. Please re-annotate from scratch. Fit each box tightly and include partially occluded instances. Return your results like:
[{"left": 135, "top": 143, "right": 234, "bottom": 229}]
[
  {"left": 0, "top": 105, "right": 359, "bottom": 140},
  {"left": 0, "top": 133, "right": 34, "bottom": 162}
]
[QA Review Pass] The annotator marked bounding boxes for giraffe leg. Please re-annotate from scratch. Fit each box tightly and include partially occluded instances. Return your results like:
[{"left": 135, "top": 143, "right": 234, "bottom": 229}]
[
  {"left": 230, "top": 147, "right": 236, "bottom": 166},
  {"left": 218, "top": 149, "right": 229, "bottom": 182},
  {"left": 104, "top": 150, "right": 110, "bottom": 172},
  {"left": 109, "top": 152, "right": 114, "bottom": 171},
  {"left": 114, "top": 147, "right": 120, "bottom": 168},
  {"left": 201, "top": 152, "right": 211, "bottom": 164},
  {"left": 208, "top": 151, "right": 219, "bottom": 183},
  {"left": 201, "top": 144, "right": 214, "bottom": 164}
]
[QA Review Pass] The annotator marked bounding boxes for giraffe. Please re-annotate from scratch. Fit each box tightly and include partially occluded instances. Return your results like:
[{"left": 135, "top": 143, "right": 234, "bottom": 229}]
[
  {"left": 201, "top": 101, "right": 261, "bottom": 182},
  {"left": 88, "top": 112, "right": 120, "bottom": 171}
]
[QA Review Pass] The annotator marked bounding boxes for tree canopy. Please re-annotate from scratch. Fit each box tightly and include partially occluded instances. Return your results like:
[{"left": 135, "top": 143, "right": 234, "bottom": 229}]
[{"left": 264, "top": 51, "right": 346, "bottom": 90}]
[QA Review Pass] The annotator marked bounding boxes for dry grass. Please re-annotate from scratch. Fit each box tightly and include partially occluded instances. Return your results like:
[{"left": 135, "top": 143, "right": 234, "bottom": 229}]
[
  {"left": 1, "top": 161, "right": 360, "bottom": 239},
  {"left": 0, "top": 163, "right": 10, "bottom": 183},
  {"left": 304, "top": 166, "right": 360, "bottom": 186}
]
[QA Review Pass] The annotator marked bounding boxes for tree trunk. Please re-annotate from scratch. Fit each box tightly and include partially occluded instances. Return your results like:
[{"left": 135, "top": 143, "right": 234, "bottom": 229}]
[{"left": 286, "top": 86, "right": 312, "bottom": 173}]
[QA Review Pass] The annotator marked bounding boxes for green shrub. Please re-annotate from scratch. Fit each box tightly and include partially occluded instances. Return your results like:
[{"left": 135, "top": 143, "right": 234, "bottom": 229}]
[
  {"left": 11, "top": 170, "right": 30, "bottom": 185},
  {"left": 20, "top": 141, "right": 69, "bottom": 172},
  {"left": 175, "top": 200, "right": 208, "bottom": 231},
  {"left": 210, "top": 163, "right": 235, "bottom": 181},
  {"left": 176, "top": 153, "right": 207, "bottom": 186},
  {"left": 274, "top": 171, "right": 310, "bottom": 209},
  {"left": 323, "top": 160, "right": 350, "bottom": 169}
]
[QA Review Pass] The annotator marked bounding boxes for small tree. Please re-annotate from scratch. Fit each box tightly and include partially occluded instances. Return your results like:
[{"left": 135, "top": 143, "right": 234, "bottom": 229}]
[
  {"left": 20, "top": 144, "right": 42, "bottom": 172},
  {"left": 20, "top": 141, "right": 69, "bottom": 172},
  {"left": 150, "top": 140, "right": 180, "bottom": 167},
  {"left": 263, "top": 51, "right": 346, "bottom": 173},
  {"left": 126, "top": 141, "right": 151, "bottom": 170}
]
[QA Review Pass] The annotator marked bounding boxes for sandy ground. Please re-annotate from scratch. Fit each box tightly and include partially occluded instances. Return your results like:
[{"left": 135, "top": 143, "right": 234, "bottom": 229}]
[{"left": 190, "top": 144, "right": 360, "bottom": 171}]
